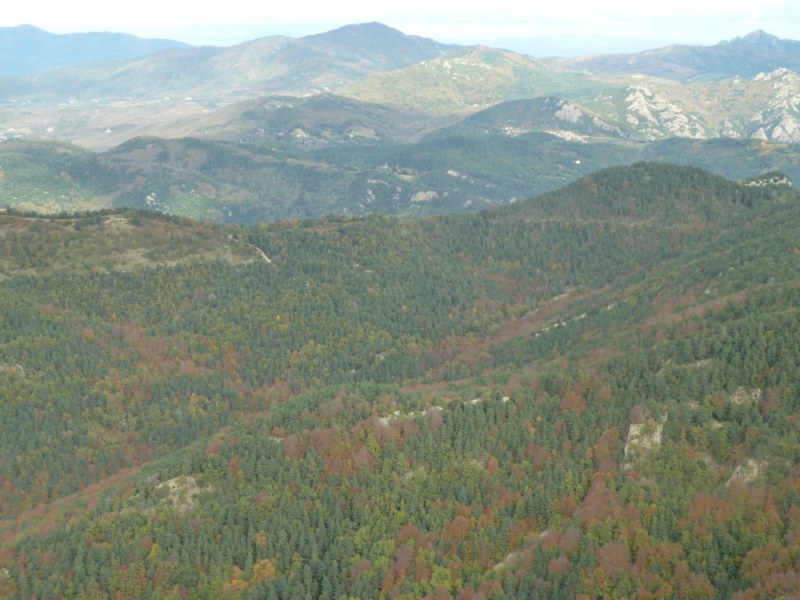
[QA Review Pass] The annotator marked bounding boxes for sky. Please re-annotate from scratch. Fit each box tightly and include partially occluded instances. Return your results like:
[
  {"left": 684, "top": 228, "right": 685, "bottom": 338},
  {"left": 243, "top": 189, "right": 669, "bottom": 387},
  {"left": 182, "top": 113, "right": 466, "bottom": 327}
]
[{"left": 2, "top": 0, "right": 799, "bottom": 56}]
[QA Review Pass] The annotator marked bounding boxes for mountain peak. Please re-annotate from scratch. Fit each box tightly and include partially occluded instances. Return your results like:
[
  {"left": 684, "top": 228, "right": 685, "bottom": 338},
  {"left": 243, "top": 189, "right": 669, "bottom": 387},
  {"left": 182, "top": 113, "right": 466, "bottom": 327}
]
[
  {"left": 8, "top": 24, "right": 45, "bottom": 32},
  {"left": 299, "top": 21, "right": 460, "bottom": 71},
  {"left": 560, "top": 29, "right": 800, "bottom": 80},
  {"left": 323, "top": 22, "right": 402, "bottom": 36},
  {"left": 302, "top": 21, "right": 457, "bottom": 50},
  {"left": 731, "top": 30, "right": 782, "bottom": 47},
  {"left": 302, "top": 22, "right": 417, "bottom": 45}
]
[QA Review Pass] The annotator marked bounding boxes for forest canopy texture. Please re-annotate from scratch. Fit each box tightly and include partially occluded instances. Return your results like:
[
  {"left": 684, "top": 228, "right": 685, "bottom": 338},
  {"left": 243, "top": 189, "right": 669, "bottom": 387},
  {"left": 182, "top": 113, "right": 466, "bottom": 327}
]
[{"left": 0, "top": 163, "right": 799, "bottom": 599}]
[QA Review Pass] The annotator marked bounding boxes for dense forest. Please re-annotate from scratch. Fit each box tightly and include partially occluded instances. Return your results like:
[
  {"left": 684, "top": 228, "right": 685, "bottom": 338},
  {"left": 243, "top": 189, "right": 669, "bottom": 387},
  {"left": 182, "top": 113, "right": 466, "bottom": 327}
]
[{"left": 0, "top": 163, "right": 798, "bottom": 599}]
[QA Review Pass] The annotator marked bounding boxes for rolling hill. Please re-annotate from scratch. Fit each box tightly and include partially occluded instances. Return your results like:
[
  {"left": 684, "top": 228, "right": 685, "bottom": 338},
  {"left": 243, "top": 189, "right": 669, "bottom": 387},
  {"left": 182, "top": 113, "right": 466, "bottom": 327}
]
[
  {"left": 3, "top": 126, "right": 800, "bottom": 225},
  {"left": 342, "top": 45, "right": 600, "bottom": 116},
  {"left": 190, "top": 93, "right": 434, "bottom": 148}
]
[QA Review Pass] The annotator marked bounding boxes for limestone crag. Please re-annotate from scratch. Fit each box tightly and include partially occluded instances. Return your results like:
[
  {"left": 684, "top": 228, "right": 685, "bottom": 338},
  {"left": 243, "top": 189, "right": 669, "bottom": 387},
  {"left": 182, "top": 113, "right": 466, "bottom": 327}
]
[
  {"left": 625, "top": 86, "right": 707, "bottom": 140},
  {"left": 749, "top": 69, "right": 800, "bottom": 142}
]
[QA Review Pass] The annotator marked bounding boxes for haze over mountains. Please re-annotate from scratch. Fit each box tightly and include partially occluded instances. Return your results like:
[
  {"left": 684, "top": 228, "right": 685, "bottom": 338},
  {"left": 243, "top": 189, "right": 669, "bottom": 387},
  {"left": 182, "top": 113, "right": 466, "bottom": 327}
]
[
  {"left": 0, "top": 25, "right": 189, "bottom": 75},
  {"left": 555, "top": 30, "right": 800, "bottom": 79},
  {"left": 1, "top": 22, "right": 799, "bottom": 223},
  {"left": 0, "top": 23, "right": 458, "bottom": 97}
]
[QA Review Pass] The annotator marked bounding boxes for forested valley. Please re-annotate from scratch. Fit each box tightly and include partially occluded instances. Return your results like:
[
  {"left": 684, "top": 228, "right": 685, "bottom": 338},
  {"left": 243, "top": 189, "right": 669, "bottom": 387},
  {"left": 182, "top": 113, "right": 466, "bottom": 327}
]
[{"left": 0, "top": 163, "right": 799, "bottom": 599}]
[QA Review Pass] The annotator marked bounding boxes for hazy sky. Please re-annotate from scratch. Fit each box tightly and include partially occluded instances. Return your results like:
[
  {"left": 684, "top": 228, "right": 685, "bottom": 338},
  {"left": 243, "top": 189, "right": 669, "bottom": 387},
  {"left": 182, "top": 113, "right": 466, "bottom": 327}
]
[{"left": 2, "top": 0, "right": 798, "bottom": 55}]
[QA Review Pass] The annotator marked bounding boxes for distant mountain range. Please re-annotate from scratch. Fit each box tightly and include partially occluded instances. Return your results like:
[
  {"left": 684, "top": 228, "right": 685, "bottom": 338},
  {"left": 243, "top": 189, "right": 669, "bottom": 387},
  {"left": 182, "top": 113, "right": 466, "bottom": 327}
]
[
  {"left": 555, "top": 30, "right": 800, "bottom": 80},
  {"left": 1, "top": 22, "right": 799, "bottom": 222},
  {"left": 0, "top": 23, "right": 459, "bottom": 100},
  {"left": 3, "top": 23, "right": 797, "bottom": 82},
  {"left": 0, "top": 24, "right": 189, "bottom": 75}
]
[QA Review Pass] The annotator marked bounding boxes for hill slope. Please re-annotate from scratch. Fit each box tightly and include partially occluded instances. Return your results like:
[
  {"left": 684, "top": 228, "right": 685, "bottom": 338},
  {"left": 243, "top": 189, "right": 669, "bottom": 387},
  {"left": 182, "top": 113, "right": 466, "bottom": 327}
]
[
  {"left": 1, "top": 164, "right": 799, "bottom": 598},
  {"left": 300, "top": 22, "right": 461, "bottom": 72},
  {"left": 343, "top": 45, "right": 599, "bottom": 116},
  {"left": 4, "top": 129, "right": 800, "bottom": 224}
]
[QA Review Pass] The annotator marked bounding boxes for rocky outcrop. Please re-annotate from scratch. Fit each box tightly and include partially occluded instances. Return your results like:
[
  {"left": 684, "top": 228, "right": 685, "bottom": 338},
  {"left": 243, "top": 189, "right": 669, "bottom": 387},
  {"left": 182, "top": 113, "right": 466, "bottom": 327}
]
[
  {"left": 727, "top": 458, "right": 767, "bottom": 485},
  {"left": 623, "top": 415, "right": 665, "bottom": 469},
  {"left": 555, "top": 101, "right": 583, "bottom": 124},
  {"left": 749, "top": 69, "right": 800, "bottom": 142},
  {"left": 410, "top": 190, "right": 439, "bottom": 202},
  {"left": 743, "top": 174, "right": 793, "bottom": 187},
  {"left": 592, "top": 116, "right": 627, "bottom": 137},
  {"left": 729, "top": 386, "right": 762, "bottom": 405},
  {"left": 156, "top": 475, "right": 203, "bottom": 512},
  {"left": 625, "top": 86, "right": 707, "bottom": 140},
  {"left": 0, "top": 362, "right": 24, "bottom": 376}
]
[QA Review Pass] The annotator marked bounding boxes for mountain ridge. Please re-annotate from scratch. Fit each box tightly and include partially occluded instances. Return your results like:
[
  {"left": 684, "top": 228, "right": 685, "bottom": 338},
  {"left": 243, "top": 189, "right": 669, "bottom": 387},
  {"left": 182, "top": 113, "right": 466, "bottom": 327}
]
[
  {"left": 556, "top": 29, "right": 800, "bottom": 80},
  {"left": 1, "top": 23, "right": 800, "bottom": 224},
  {"left": 3, "top": 24, "right": 800, "bottom": 151},
  {"left": 0, "top": 22, "right": 459, "bottom": 103},
  {"left": 0, "top": 24, "right": 189, "bottom": 75},
  {"left": 3, "top": 129, "right": 800, "bottom": 224}
]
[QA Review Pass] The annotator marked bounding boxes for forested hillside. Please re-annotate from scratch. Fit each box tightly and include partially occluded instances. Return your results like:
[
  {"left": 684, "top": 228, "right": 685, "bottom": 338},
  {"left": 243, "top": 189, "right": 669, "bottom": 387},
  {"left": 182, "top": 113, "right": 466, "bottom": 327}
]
[
  {"left": 3, "top": 134, "right": 800, "bottom": 224},
  {"left": 0, "top": 163, "right": 799, "bottom": 599}
]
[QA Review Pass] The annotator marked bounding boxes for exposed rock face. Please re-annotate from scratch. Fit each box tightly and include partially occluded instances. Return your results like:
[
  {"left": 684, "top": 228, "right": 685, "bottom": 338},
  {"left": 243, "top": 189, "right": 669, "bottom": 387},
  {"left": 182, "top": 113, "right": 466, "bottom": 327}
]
[
  {"left": 545, "top": 129, "right": 588, "bottom": 142},
  {"left": 410, "top": 190, "right": 439, "bottom": 202},
  {"left": 727, "top": 458, "right": 767, "bottom": 485},
  {"left": 592, "top": 116, "right": 627, "bottom": 137},
  {"left": 377, "top": 405, "right": 442, "bottom": 426},
  {"left": 623, "top": 415, "right": 665, "bottom": 469},
  {"left": 744, "top": 175, "right": 793, "bottom": 187},
  {"left": 0, "top": 362, "right": 24, "bottom": 376},
  {"left": 551, "top": 100, "right": 627, "bottom": 138},
  {"left": 750, "top": 68, "right": 800, "bottom": 142},
  {"left": 721, "top": 119, "right": 742, "bottom": 138},
  {"left": 625, "top": 86, "right": 706, "bottom": 140},
  {"left": 156, "top": 475, "right": 202, "bottom": 512},
  {"left": 771, "top": 115, "right": 800, "bottom": 142},
  {"left": 729, "top": 386, "right": 762, "bottom": 405},
  {"left": 555, "top": 101, "right": 583, "bottom": 124},
  {"left": 754, "top": 67, "right": 794, "bottom": 83},
  {"left": 624, "top": 420, "right": 663, "bottom": 454}
]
